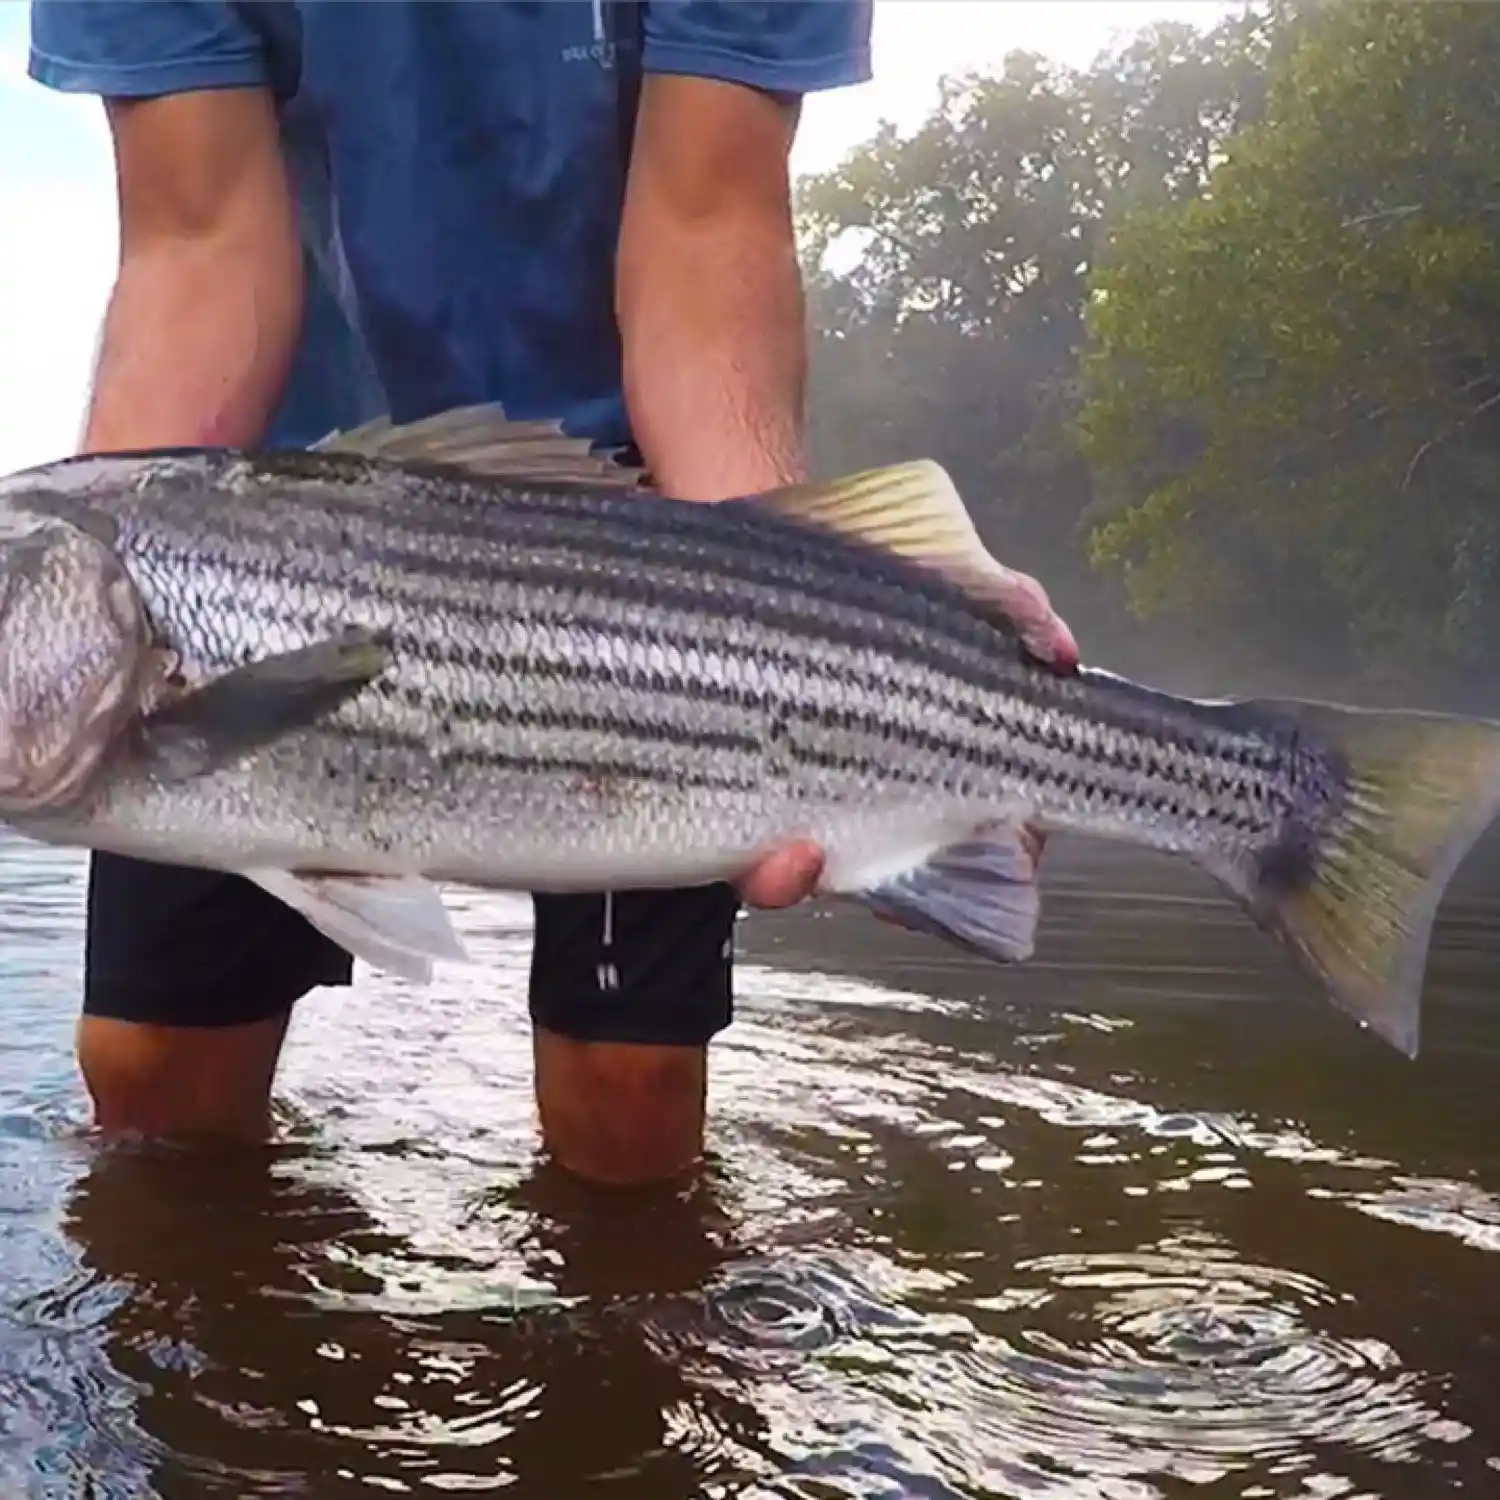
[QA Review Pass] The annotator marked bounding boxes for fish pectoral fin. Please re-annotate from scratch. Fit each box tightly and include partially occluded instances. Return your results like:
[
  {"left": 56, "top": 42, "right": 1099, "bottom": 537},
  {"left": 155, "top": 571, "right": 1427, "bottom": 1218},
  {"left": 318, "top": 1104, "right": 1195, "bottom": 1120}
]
[
  {"left": 137, "top": 629, "right": 391, "bottom": 782},
  {"left": 313, "top": 403, "right": 647, "bottom": 489},
  {"left": 745, "top": 462, "right": 1059, "bottom": 659},
  {"left": 834, "top": 827, "right": 1042, "bottom": 964},
  {"left": 243, "top": 869, "right": 471, "bottom": 985}
]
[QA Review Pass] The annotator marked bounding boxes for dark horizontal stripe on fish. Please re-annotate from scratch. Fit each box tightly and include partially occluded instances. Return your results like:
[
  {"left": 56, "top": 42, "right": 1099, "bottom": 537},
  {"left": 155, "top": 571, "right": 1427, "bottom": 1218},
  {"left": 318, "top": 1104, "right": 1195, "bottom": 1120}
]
[
  {"left": 156, "top": 541, "right": 1007, "bottom": 705},
  {"left": 785, "top": 734, "right": 1280, "bottom": 834},
  {"left": 170, "top": 488, "right": 956, "bottom": 625},
  {"left": 381, "top": 684, "right": 988, "bottom": 775},
  {"left": 225, "top": 589, "right": 1291, "bottom": 817},
  {"left": 235, "top": 577, "right": 1011, "bottom": 737},
  {"left": 348, "top": 737, "right": 762, "bottom": 792},
  {"left": 212, "top": 595, "right": 1002, "bottom": 769},
  {"left": 369, "top": 625, "right": 1013, "bottom": 753},
  {"left": 181, "top": 480, "right": 1013, "bottom": 655},
  {"left": 270, "top": 555, "right": 1014, "bottom": 695},
  {"left": 375, "top": 663, "right": 1279, "bottom": 836},
  {"left": 381, "top": 684, "right": 765, "bottom": 759},
  {"left": 231, "top": 464, "right": 983, "bottom": 616}
]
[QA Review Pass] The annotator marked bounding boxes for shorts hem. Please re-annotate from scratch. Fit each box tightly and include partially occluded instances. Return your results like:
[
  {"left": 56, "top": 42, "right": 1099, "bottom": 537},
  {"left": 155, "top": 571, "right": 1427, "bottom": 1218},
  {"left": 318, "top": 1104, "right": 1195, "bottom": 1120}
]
[
  {"left": 528, "top": 995, "right": 734, "bottom": 1050},
  {"left": 83, "top": 960, "right": 354, "bottom": 1030}
]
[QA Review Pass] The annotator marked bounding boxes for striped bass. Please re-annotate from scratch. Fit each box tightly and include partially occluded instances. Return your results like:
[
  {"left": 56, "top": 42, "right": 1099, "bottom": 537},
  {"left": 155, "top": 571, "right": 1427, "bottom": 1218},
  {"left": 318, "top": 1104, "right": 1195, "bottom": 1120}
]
[{"left": 0, "top": 404, "right": 1497, "bottom": 1056}]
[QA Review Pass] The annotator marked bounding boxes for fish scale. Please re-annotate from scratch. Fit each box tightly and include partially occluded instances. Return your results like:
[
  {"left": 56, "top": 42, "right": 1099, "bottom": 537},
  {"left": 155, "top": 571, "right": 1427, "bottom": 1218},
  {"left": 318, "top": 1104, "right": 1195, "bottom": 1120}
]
[{"left": 1, "top": 405, "right": 1498, "bottom": 1055}]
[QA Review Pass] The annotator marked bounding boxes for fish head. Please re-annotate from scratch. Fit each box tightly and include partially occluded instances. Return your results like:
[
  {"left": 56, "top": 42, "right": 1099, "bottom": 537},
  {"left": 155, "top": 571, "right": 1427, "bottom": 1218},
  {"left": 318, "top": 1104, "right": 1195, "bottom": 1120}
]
[{"left": 0, "top": 518, "right": 158, "bottom": 814}]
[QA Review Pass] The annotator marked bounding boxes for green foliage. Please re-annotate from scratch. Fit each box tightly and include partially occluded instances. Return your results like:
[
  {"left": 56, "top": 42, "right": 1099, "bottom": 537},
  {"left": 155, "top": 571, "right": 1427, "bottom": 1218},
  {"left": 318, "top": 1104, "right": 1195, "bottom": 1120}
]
[
  {"left": 1078, "top": 0, "right": 1500, "bottom": 689},
  {"left": 803, "top": 0, "right": 1500, "bottom": 702},
  {"left": 798, "top": 6, "right": 1281, "bottom": 681}
]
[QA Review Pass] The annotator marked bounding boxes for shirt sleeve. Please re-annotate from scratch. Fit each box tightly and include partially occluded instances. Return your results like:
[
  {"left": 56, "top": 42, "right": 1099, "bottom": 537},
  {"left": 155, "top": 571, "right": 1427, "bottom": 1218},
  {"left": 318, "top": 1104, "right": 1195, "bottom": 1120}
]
[
  {"left": 27, "top": 0, "right": 269, "bottom": 98},
  {"left": 640, "top": 0, "right": 873, "bottom": 95}
]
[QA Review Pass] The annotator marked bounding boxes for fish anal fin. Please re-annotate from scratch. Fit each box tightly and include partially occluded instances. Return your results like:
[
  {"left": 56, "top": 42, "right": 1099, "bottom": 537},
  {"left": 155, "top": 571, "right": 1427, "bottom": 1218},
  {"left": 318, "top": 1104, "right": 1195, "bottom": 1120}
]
[
  {"left": 243, "top": 869, "right": 470, "bottom": 984},
  {"left": 832, "top": 825, "right": 1042, "bottom": 964},
  {"left": 313, "top": 403, "right": 647, "bottom": 489}
]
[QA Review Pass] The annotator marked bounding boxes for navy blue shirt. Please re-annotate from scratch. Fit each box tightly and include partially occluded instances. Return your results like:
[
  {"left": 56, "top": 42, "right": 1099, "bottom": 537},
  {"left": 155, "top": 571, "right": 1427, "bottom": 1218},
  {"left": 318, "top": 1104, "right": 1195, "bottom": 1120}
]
[{"left": 28, "top": 1, "right": 871, "bottom": 449}]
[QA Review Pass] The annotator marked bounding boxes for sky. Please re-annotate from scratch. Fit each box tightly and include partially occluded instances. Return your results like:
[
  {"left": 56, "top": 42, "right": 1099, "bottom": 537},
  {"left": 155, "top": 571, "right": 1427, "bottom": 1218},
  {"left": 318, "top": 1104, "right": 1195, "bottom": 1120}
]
[{"left": 0, "top": 0, "right": 1232, "bottom": 477}]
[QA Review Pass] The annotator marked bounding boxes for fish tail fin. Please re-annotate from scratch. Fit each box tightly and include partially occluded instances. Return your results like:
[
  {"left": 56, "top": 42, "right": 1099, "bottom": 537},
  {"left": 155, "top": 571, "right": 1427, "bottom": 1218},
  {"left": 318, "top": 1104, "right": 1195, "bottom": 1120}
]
[{"left": 1234, "top": 700, "right": 1500, "bottom": 1056}]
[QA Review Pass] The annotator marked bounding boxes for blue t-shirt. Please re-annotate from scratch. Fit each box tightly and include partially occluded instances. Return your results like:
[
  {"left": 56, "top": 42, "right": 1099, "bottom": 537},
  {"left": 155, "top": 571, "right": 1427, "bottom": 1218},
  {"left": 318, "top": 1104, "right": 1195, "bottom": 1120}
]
[{"left": 28, "top": 0, "right": 872, "bottom": 450}]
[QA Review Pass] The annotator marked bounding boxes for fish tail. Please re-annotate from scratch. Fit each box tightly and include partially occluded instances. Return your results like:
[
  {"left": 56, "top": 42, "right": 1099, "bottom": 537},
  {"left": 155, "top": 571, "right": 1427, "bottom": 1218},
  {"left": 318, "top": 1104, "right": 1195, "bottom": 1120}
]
[{"left": 1236, "top": 700, "right": 1500, "bottom": 1056}]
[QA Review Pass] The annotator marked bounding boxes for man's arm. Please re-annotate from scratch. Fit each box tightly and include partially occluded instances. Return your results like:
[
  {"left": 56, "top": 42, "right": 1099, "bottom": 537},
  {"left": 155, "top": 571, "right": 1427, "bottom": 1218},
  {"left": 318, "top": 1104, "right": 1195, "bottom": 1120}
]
[
  {"left": 618, "top": 0, "right": 871, "bottom": 502},
  {"left": 617, "top": 72, "right": 807, "bottom": 501},
  {"left": 83, "top": 86, "right": 302, "bottom": 453}
]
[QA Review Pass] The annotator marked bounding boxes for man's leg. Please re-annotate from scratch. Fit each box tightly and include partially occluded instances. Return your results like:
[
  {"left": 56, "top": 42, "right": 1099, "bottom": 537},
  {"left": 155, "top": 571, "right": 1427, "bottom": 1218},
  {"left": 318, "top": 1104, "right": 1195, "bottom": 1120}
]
[
  {"left": 78, "top": 853, "right": 355, "bottom": 1141},
  {"left": 528, "top": 884, "right": 740, "bottom": 1186}
]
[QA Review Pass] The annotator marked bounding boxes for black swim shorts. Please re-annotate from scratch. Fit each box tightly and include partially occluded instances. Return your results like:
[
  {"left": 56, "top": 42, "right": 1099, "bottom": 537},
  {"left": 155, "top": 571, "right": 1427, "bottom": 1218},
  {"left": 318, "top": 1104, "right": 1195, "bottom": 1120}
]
[{"left": 82, "top": 852, "right": 740, "bottom": 1047}]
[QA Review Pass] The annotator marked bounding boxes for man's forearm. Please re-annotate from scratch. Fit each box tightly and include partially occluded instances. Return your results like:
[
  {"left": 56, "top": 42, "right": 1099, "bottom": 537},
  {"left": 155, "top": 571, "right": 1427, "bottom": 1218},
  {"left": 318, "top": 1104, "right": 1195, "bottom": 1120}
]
[
  {"left": 618, "top": 209, "right": 808, "bottom": 501},
  {"left": 617, "top": 72, "right": 808, "bottom": 502},
  {"left": 83, "top": 237, "right": 302, "bottom": 455}
]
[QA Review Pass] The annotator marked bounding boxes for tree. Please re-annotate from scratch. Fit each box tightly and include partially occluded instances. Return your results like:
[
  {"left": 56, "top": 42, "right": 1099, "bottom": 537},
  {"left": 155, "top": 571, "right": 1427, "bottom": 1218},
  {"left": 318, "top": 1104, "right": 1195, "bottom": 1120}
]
[
  {"left": 797, "top": 8, "right": 1279, "bottom": 665},
  {"left": 1080, "top": 0, "right": 1500, "bottom": 697}
]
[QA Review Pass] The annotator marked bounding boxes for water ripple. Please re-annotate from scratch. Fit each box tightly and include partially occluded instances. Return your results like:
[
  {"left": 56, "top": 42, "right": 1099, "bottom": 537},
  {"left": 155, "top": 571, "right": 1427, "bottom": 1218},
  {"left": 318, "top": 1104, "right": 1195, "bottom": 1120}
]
[
  {"left": 1342, "top": 1175, "right": 1500, "bottom": 1253},
  {"left": 964, "top": 1235, "right": 1464, "bottom": 1484}
]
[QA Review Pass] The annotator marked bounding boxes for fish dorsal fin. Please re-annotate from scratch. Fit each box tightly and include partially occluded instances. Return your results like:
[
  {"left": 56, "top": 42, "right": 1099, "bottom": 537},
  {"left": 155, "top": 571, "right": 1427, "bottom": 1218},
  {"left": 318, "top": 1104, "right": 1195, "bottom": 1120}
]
[
  {"left": 313, "top": 402, "right": 647, "bottom": 489},
  {"left": 750, "top": 461, "right": 1034, "bottom": 638}
]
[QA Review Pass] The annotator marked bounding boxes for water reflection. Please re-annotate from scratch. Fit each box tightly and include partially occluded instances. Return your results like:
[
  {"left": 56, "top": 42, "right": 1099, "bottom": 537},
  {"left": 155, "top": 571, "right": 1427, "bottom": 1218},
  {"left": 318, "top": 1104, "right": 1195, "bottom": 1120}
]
[
  {"left": 0, "top": 832, "right": 1498, "bottom": 1497},
  {"left": 59, "top": 1145, "right": 766, "bottom": 1495}
]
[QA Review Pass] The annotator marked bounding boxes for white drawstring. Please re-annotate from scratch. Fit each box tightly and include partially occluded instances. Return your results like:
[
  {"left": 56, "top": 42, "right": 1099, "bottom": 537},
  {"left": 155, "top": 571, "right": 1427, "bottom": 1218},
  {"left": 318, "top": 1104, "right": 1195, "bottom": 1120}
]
[{"left": 596, "top": 891, "right": 619, "bottom": 992}]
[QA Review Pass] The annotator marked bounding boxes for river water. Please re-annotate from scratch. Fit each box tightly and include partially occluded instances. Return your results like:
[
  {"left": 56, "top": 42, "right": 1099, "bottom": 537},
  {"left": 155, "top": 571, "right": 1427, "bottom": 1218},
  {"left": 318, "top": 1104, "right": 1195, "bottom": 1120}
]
[{"left": 0, "top": 828, "right": 1496, "bottom": 1499}]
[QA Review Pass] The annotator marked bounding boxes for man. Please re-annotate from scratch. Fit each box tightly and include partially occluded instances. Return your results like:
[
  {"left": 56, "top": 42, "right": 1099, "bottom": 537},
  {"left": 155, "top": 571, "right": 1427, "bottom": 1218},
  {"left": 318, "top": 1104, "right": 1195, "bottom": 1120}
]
[{"left": 28, "top": 1, "right": 1073, "bottom": 1187}]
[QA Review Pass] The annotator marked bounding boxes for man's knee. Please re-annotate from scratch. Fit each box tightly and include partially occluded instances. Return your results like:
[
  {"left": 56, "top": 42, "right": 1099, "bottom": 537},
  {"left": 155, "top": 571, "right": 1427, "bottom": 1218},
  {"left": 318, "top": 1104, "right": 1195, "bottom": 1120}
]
[
  {"left": 77, "top": 1013, "right": 291, "bottom": 1143},
  {"left": 532, "top": 1027, "right": 709, "bottom": 1186}
]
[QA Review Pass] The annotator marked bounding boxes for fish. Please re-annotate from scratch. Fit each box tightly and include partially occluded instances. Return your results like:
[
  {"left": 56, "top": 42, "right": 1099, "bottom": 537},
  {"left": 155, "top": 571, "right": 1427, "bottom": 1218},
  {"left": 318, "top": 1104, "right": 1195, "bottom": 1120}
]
[{"left": 0, "top": 403, "right": 1497, "bottom": 1058}]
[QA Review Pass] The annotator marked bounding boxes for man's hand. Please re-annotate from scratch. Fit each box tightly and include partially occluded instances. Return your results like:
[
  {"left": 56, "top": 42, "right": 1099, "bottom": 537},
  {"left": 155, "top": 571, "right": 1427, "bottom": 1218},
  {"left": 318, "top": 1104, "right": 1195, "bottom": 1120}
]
[
  {"left": 989, "top": 565, "right": 1081, "bottom": 673},
  {"left": 734, "top": 759, "right": 1055, "bottom": 912},
  {"left": 738, "top": 841, "right": 826, "bottom": 909}
]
